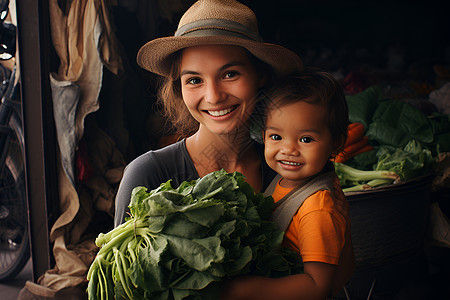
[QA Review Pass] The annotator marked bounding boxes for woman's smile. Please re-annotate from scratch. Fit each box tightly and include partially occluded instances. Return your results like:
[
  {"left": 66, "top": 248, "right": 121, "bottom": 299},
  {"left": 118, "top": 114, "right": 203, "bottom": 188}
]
[{"left": 205, "top": 105, "right": 239, "bottom": 117}]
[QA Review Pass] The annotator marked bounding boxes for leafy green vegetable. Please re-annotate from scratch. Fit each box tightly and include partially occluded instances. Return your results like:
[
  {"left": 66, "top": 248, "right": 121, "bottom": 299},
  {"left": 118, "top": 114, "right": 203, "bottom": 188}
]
[
  {"left": 375, "top": 140, "right": 435, "bottom": 180},
  {"left": 340, "top": 86, "right": 447, "bottom": 190},
  {"left": 87, "top": 170, "right": 303, "bottom": 300},
  {"left": 334, "top": 162, "right": 399, "bottom": 190},
  {"left": 346, "top": 86, "right": 450, "bottom": 155},
  {"left": 367, "top": 100, "right": 434, "bottom": 147},
  {"left": 345, "top": 86, "right": 383, "bottom": 127}
]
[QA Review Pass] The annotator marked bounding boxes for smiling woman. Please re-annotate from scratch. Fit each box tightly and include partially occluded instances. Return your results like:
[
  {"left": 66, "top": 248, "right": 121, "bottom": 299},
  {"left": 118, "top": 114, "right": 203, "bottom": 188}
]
[{"left": 114, "top": 0, "right": 303, "bottom": 228}]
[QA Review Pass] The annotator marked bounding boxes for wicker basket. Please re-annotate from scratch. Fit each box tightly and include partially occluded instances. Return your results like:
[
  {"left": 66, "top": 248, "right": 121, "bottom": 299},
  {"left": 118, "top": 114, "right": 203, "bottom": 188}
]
[{"left": 342, "top": 174, "right": 434, "bottom": 298}]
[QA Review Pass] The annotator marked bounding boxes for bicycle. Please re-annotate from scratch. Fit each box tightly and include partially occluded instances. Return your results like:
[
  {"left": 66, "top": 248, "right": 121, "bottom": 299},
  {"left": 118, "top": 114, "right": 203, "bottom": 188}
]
[{"left": 0, "top": 0, "right": 29, "bottom": 282}]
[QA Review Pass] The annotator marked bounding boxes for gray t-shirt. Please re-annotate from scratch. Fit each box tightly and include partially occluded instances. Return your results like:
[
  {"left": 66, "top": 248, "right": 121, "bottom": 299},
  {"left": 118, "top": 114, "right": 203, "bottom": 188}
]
[{"left": 114, "top": 139, "right": 275, "bottom": 227}]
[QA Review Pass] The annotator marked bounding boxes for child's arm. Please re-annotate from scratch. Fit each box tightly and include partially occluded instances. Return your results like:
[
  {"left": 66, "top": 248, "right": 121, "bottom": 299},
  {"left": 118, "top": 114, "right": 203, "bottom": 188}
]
[{"left": 221, "top": 262, "right": 336, "bottom": 300}]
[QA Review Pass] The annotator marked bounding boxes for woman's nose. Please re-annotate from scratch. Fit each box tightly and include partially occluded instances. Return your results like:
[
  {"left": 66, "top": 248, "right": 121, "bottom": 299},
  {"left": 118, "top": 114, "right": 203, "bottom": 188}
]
[{"left": 205, "top": 82, "right": 225, "bottom": 104}]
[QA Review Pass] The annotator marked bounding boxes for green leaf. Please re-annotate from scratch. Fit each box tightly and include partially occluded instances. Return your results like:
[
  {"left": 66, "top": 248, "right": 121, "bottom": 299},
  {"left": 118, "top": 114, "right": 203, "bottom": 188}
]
[
  {"left": 375, "top": 140, "right": 434, "bottom": 180},
  {"left": 184, "top": 204, "right": 225, "bottom": 227},
  {"left": 253, "top": 193, "right": 275, "bottom": 221},
  {"left": 345, "top": 86, "right": 383, "bottom": 126},
  {"left": 366, "top": 120, "right": 412, "bottom": 147},
  {"left": 165, "top": 235, "right": 225, "bottom": 271},
  {"left": 129, "top": 186, "right": 150, "bottom": 218},
  {"left": 147, "top": 216, "right": 167, "bottom": 233},
  {"left": 129, "top": 236, "right": 169, "bottom": 293},
  {"left": 162, "top": 214, "right": 208, "bottom": 239},
  {"left": 213, "top": 220, "right": 236, "bottom": 238},
  {"left": 368, "top": 100, "right": 434, "bottom": 147},
  {"left": 176, "top": 180, "right": 195, "bottom": 195},
  {"left": 192, "top": 169, "right": 238, "bottom": 200},
  {"left": 223, "top": 246, "right": 253, "bottom": 276}
]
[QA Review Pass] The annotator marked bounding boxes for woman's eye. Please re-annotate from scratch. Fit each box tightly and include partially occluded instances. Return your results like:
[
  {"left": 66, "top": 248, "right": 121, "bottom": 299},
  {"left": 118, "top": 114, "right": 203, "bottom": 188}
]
[
  {"left": 270, "top": 134, "right": 282, "bottom": 141},
  {"left": 186, "top": 77, "right": 202, "bottom": 85},
  {"left": 300, "top": 137, "right": 313, "bottom": 143},
  {"left": 224, "top": 71, "right": 238, "bottom": 79}
]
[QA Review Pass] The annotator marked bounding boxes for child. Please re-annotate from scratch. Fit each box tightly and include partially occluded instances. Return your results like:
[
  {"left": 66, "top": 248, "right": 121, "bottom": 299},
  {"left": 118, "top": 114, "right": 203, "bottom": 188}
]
[
  {"left": 262, "top": 70, "right": 354, "bottom": 299},
  {"left": 222, "top": 71, "right": 354, "bottom": 300}
]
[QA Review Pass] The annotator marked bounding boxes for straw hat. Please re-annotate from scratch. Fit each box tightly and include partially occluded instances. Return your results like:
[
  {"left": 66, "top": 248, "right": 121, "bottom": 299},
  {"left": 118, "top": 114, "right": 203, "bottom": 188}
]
[{"left": 137, "top": 0, "right": 303, "bottom": 77}]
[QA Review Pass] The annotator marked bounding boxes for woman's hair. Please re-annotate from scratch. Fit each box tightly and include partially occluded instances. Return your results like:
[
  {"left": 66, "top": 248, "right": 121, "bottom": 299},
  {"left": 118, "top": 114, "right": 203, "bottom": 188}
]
[
  {"left": 264, "top": 70, "right": 349, "bottom": 154},
  {"left": 158, "top": 47, "right": 275, "bottom": 138}
]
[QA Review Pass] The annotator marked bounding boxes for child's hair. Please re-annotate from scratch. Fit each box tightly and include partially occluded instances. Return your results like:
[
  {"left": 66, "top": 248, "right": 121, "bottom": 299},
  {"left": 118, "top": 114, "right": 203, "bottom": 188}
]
[
  {"left": 158, "top": 48, "right": 275, "bottom": 138},
  {"left": 264, "top": 70, "right": 349, "bottom": 155}
]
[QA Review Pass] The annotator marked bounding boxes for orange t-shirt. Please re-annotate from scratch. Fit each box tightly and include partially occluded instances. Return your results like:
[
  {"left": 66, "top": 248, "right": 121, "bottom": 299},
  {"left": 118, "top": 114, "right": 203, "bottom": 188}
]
[{"left": 272, "top": 180, "right": 348, "bottom": 265}]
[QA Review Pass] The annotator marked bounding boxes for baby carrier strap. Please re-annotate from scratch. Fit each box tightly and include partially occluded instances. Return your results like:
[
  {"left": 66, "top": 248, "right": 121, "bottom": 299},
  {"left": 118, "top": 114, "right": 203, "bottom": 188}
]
[
  {"left": 264, "top": 174, "right": 282, "bottom": 198},
  {"left": 266, "top": 172, "right": 336, "bottom": 232}
]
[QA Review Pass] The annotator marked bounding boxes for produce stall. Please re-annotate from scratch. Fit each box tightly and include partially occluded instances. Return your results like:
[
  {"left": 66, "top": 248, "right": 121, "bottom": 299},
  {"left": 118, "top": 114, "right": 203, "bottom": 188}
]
[{"left": 15, "top": 0, "right": 450, "bottom": 299}]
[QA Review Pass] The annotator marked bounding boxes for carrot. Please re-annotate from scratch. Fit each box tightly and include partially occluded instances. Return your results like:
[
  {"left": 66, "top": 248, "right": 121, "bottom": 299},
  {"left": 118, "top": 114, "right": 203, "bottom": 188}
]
[
  {"left": 334, "top": 136, "right": 372, "bottom": 163},
  {"left": 344, "top": 122, "right": 365, "bottom": 147},
  {"left": 348, "top": 144, "right": 374, "bottom": 157},
  {"left": 347, "top": 122, "right": 359, "bottom": 130},
  {"left": 334, "top": 142, "right": 374, "bottom": 163},
  {"left": 345, "top": 136, "right": 369, "bottom": 154}
]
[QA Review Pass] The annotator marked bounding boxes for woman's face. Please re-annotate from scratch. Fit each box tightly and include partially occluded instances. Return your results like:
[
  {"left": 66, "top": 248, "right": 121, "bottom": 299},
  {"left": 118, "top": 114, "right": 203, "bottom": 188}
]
[{"left": 179, "top": 44, "right": 262, "bottom": 135}]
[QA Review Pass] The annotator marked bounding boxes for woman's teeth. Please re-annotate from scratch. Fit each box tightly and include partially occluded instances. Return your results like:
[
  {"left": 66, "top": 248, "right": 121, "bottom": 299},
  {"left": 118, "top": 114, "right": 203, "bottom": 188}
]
[
  {"left": 281, "top": 161, "right": 301, "bottom": 166},
  {"left": 208, "top": 107, "right": 234, "bottom": 117}
]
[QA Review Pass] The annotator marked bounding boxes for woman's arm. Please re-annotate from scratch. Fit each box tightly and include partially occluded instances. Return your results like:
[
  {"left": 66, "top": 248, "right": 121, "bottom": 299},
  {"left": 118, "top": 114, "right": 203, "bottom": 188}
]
[{"left": 221, "top": 262, "right": 336, "bottom": 300}]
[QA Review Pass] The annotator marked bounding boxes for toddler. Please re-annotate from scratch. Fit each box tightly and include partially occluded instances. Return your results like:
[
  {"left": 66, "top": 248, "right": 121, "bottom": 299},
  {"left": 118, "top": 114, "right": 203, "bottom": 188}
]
[{"left": 263, "top": 71, "right": 354, "bottom": 299}]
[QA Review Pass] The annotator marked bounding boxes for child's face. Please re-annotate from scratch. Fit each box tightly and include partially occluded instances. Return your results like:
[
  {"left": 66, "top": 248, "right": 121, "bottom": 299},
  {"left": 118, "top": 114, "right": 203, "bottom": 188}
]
[{"left": 264, "top": 100, "right": 335, "bottom": 188}]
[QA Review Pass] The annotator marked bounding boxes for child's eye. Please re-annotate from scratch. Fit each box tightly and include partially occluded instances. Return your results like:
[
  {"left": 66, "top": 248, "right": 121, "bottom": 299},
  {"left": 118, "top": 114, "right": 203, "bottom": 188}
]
[
  {"left": 270, "top": 134, "right": 282, "bottom": 141},
  {"left": 300, "top": 137, "right": 314, "bottom": 143},
  {"left": 186, "top": 77, "right": 202, "bottom": 85}
]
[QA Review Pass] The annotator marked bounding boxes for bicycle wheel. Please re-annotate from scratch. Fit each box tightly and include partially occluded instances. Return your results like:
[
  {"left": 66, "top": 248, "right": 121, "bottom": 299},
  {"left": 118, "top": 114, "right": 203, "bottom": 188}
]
[{"left": 0, "top": 115, "right": 29, "bottom": 282}]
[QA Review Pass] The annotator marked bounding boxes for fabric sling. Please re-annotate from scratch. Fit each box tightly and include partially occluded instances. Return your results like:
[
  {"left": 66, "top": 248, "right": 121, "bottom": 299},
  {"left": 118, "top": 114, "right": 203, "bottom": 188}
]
[{"left": 264, "top": 172, "right": 336, "bottom": 232}]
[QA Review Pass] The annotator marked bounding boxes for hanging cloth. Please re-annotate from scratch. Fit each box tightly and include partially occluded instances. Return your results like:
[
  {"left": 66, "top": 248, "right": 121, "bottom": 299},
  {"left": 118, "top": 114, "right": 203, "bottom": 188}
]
[{"left": 18, "top": 0, "right": 123, "bottom": 298}]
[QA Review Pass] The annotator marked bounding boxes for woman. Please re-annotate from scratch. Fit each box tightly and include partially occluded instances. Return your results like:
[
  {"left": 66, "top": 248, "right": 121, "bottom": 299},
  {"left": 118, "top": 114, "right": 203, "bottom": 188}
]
[
  {"left": 114, "top": 1, "right": 353, "bottom": 298},
  {"left": 114, "top": 0, "right": 303, "bottom": 226}
]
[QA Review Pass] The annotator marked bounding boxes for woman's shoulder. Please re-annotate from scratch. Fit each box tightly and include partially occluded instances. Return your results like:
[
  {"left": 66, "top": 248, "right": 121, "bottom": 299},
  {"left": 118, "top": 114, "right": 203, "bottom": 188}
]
[
  {"left": 125, "top": 139, "right": 198, "bottom": 187},
  {"left": 128, "top": 139, "right": 188, "bottom": 168}
]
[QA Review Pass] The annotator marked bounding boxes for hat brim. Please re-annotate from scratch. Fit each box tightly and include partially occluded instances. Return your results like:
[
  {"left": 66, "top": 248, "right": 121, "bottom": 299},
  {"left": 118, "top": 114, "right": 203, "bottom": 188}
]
[{"left": 136, "top": 35, "right": 303, "bottom": 77}]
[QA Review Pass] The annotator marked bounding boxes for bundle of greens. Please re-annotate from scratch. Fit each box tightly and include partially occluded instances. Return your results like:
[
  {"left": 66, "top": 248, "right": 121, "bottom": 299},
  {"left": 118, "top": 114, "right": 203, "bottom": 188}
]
[
  {"left": 334, "top": 85, "right": 447, "bottom": 191},
  {"left": 345, "top": 85, "right": 450, "bottom": 154},
  {"left": 87, "top": 170, "right": 303, "bottom": 300},
  {"left": 335, "top": 140, "right": 436, "bottom": 192}
]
